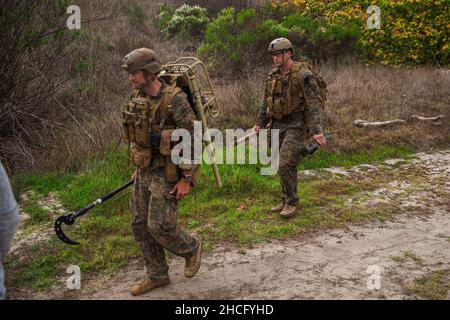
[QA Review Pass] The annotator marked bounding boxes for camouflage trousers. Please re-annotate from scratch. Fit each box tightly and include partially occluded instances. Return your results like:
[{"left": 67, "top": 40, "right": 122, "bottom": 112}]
[
  {"left": 130, "top": 165, "right": 199, "bottom": 280},
  {"left": 277, "top": 126, "right": 308, "bottom": 206}
]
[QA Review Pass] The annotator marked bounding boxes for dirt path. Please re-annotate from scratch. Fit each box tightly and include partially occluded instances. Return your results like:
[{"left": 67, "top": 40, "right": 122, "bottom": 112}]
[
  {"left": 42, "top": 206, "right": 446, "bottom": 300},
  {"left": 12, "top": 151, "right": 450, "bottom": 300}
]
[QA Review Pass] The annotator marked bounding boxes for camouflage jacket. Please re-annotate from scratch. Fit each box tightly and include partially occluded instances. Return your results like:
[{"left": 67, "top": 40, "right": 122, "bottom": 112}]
[
  {"left": 130, "top": 80, "right": 199, "bottom": 171},
  {"left": 256, "top": 62, "right": 324, "bottom": 136}
]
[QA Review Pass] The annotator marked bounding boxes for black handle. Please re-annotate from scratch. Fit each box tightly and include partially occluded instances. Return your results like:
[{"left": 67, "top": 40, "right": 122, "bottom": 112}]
[
  {"left": 55, "top": 179, "right": 134, "bottom": 245},
  {"left": 72, "top": 179, "right": 134, "bottom": 219},
  {"left": 301, "top": 132, "right": 332, "bottom": 157}
]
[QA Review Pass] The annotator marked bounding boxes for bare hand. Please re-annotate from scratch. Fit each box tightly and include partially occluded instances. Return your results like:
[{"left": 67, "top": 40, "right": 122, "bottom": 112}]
[
  {"left": 131, "top": 170, "right": 137, "bottom": 181},
  {"left": 253, "top": 125, "right": 261, "bottom": 134},
  {"left": 169, "top": 178, "right": 190, "bottom": 201},
  {"left": 313, "top": 133, "right": 327, "bottom": 146}
]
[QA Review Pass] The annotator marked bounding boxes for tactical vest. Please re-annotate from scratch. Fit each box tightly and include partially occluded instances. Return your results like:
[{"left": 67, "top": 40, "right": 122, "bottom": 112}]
[
  {"left": 266, "top": 61, "right": 326, "bottom": 121},
  {"left": 122, "top": 81, "right": 184, "bottom": 183}
]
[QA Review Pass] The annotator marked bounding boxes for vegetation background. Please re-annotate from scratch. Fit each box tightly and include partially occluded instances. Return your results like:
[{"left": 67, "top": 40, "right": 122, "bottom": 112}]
[
  {"left": 1, "top": 0, "right": 448, "bottom": 174},
  {"left": 0, "top": 0, "right": 448, "bottom": 295}
]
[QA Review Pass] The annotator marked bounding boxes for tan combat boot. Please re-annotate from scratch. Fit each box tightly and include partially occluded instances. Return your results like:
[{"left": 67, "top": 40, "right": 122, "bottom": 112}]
[
  {"left": 270, "top": 203, "right": 285, "bottom": 212},
  {"left": 130, "top": 277, "right": 170, "bottom": 296},
  {"left": 280, "top": 204, "right": 297, "bottom": 218},
  {"left": 185, "top": 239, "right": 202, "bottom": 278}
]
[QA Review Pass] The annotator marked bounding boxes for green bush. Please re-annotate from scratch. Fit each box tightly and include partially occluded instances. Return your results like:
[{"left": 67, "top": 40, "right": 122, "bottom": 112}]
[
  {"left": 198, "top": 7, "right": 361, "bottom": 71},
  {"left": 274, "top": 0, "right": 449, "bottom": 65},
  {"left": 155, "top": 3, "right": 174, "bottom": 33},
  {"left": 197, "top": 8, "right": 238, "bottom": 65},
  {"left": 157, "top": 4, "right": 209, "bottom": 40},
  {"left": 198, "top": 8, "right": 281, "bottom": 64},
  {"left": 199, "top": 1, "right": 448, "bottom": 67},
  {"left": 360, "top": 0, "right": 450, "bottom": 65},
  {"left": 121, "top": 3, "right": 147, "bottom": 28}
]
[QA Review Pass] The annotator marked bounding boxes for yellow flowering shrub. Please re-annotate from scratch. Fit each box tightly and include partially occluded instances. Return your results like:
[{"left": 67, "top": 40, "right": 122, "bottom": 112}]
[{"left": 272, "top": 0, "right": 449, "bottom": 65}]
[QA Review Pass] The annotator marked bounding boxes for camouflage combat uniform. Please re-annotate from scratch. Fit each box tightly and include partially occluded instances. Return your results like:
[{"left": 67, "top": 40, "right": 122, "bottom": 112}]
[
  {"left": 257, "top": 61, "right": 324, "bottom": 206},
  {"left": 127, "top": 81, "right": 200, "bottom": 281}
]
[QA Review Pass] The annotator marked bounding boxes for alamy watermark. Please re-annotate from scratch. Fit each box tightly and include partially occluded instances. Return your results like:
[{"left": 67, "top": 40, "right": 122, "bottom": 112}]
[
  {"left": 367, "top": 265, "right": 382, "bottom": 290},
  {"left": 66, "top": 5, "right": 81, "bottom": 30},
  {"left": 169, "top": 121, "right": 280, "bottom": 175},
  {"left": 66, "top": 265, "right": 81, "bottom": 290},
  {"left": 367, "top": 5, "right": 381, "bottom": 30}
]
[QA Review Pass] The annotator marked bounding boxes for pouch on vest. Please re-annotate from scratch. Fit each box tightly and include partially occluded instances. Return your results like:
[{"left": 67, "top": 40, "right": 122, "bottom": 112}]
[
  {"left": 121, "top": 116, "right": 130, "bottom": 141},
  {"left": 164, "top": 157, "right": 179, "bottom": 183},
  {"left": 122, "top": 111, "right": 137, "bottom": 142},
  {"left": 134, "top": 115, "right": 150, "bottom": 146},
  {"left": 275, "top": 79, "right": 283, "bottom": 95},
  {"left": 272, "top": 97, "right": 284, "bottom": 120},
  {"left": 268, "top": 77, "right": 287, "bottom": 120},
  {"left": 160, "top": 129, "right": 174, "bottom": 156},
  {"left": 131, "top": 97, "right": 150, "bottom": 147},
  {"left": 131, "top": 146, "right": 152, "bottom": 168},
  {"left": 266, "top": 96, "right": 273, "bottom": 117}
]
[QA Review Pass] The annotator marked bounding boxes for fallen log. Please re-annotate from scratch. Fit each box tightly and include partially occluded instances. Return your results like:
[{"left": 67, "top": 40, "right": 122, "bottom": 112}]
[
  {"left": 354, "top": 114, "right": 444, "bottom": 128},
  {"left": 353, "top": 119, "right": 406, "bottom": 127},
  {"left": 411, "top": 114, "right": 443, "bottom": 122}
]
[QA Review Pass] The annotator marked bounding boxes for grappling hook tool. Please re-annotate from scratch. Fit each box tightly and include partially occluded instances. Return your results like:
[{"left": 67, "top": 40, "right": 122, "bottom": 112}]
[{"left": 54, "top": 180, "right": 134, "bottom": 245}]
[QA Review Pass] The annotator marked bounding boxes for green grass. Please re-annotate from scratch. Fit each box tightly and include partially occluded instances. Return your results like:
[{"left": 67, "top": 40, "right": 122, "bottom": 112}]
[
  {"left": 23, "top": 202, "right": 50, "bottom": 225},
  {"left": 406, "top": 269, "right": 450, "bottom": 300},
  {"left": 391, "top": 251, "right": 425, "bottom": 266},
  {"left": 7, "top": 242, "right": 64, "bottom": 290},
  {"left": 298, "top": 144, "right": 415, "bottom": 170},
  {"left": 8, "top": 143, "right": 416, "bottom": 290},
  {"left": 404, "top": 251, "right": 424, "bottom": 266},
  {"left": 8, "top": 148, "right": 139, "bottom": 289}
]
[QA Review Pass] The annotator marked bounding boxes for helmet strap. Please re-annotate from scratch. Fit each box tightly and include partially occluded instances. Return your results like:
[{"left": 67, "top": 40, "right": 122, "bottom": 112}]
[
  {"left": 281, "top": 50, "right": 287, "bottom": 69},
  {"left": 143, "top": 70, "right": 156, "bottom": 84}
]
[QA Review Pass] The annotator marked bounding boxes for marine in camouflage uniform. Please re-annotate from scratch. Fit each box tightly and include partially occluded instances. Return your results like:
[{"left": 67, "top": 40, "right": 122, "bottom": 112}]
[
  {"left": 121, "top": 48, "right": 202, "bottom": 296},
  {"left": 255, "top": 38, "right": 326, "bottom": 218}
]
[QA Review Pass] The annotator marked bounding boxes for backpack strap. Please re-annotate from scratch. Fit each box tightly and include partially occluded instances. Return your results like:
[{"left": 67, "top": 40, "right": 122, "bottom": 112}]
[
  {"left": 267, "top": 67, "right": 279, "bottom": 96},
  {"left": 294, "top": 62, "right": 326, "bottom": 107},
  {"left": 163, "top": 83, "right": 183, "bottom": 115},
  {"left": 156, "top": 82, "right": 183, "bottom": 130},
  {"left": 290, "top": 62, "right": 307, "bottom": 99}
]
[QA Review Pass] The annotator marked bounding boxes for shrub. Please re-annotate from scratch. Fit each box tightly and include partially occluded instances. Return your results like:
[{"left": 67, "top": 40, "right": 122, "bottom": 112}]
[
  {"left": 198, "top": 8, "right": 267, "bottom": 70},
  {"left": 0, "top": 0, "right": 134, "bottom": 173},
  {"left": 272, "top": 0, "right": 449, "bottom": 65},
  {"left": 361, "top": 0, "right": 449, "bottom": 65},
  {"left": 198, "top": 7, "right": 361, "bottom": 72},
  {"left": 155, "top": 3, "right": 174, "bottom": 33},
  {"left": 156, "top": 4, "right": 210, "bottom": 40},
  {"left": 0, "top": 1, "right": 72, "bottom": 172},
  {"left": 121, "top": 2, "right": 147, "bottom": 28}
]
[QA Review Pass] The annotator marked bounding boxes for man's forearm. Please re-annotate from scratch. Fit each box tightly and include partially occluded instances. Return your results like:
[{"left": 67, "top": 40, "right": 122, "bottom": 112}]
[
  {"left": 307, "top": 102, "right": 323, "bottom": 136},
  {"left": 302, "top": 75, "right": 324, "bottom": 136}
]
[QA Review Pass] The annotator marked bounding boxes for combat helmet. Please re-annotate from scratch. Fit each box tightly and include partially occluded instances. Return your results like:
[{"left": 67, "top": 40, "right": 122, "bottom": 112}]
[
  {"left": 268, "top": 38, "right": 294, "bottom": 55},
  {"left": 121, "top": 48, "right": 162, "bottom": 74}
]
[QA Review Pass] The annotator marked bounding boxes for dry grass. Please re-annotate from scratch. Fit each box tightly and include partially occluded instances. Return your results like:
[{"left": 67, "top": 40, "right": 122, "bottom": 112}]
[
  {"left": 405, "top": 269, "right": 450, "bottom": 300},
  {"left": 211, "top": 61, "right": 449, "bottom": 153},
  {"left": 1, "top": 0, "right": 196, "bottom": 174},
  {"left": 318, "top": 62, "right": 450, "bottom": 151}
]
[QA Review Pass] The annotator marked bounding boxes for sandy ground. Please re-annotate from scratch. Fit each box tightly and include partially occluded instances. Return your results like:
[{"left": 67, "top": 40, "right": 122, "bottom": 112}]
[{"left": 9, "top": 150, "right": 450, "bottom": 300}]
